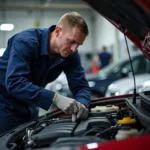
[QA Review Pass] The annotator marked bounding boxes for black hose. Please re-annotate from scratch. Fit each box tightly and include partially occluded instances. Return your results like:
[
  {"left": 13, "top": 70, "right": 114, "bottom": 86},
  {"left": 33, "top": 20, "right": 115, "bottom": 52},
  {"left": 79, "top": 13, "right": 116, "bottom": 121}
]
[
  {"left": 96, "top": 126, "right": 117, "bottom": 137},
  {"left": 82, "top": 126, "right": 105, "bottom": 136}
]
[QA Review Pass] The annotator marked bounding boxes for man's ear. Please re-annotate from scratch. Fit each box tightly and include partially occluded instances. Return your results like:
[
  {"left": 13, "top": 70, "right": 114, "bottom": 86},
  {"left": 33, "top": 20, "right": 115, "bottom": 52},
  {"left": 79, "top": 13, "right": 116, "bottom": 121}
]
[{"left": 55, "top": 26, "right": 61, "bottom": 37}]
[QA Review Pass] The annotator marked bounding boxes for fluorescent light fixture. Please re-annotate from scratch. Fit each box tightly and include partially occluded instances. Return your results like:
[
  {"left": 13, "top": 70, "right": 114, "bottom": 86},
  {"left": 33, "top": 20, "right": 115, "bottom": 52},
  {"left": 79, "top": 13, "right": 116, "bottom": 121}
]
[{"left": 0, "top": 24, "right": 14, "bottom": 31}]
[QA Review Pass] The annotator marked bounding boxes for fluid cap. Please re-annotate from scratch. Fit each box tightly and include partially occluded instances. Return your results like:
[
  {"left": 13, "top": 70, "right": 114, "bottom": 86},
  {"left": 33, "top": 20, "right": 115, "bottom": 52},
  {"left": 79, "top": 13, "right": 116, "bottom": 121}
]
[{"left": 118, "top": 117, "right": 136, "bottom": 125}]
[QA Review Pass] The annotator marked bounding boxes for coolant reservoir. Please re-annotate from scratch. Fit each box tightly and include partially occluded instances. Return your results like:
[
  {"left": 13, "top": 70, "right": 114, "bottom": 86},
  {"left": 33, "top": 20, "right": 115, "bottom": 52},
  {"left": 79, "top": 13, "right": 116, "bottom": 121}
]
[
  {"left": 116, "top": 117, "right": 138, "bottom": 140},
  {"left": 91, "top": 105, "right": 119, "bottom": 112},
  {"left": 115, "top": 128, "right": 138, "bottom": 140}
]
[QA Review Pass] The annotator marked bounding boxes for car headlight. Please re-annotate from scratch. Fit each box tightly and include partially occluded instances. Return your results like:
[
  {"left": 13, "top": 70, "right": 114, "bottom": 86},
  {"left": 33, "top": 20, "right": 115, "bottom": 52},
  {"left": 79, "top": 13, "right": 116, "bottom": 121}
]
[
  {"left": 107, "top": 84, "right": 119, "bottom": 93},
  {"left": 114, "top": 91, "right": 120, "bottom": 96},
  {"left": 105, "top": 84, "right": 120, "bottom": 97},
  {"left": 88, "top": 81, "right": 96, "bottom": 88}
]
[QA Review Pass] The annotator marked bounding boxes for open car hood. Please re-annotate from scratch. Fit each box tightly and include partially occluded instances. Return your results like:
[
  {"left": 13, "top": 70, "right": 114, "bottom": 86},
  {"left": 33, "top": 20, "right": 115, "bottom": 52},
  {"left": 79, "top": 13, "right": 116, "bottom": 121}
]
[{"left": 82, "top": 0, "right": 150, "bottom": 59}]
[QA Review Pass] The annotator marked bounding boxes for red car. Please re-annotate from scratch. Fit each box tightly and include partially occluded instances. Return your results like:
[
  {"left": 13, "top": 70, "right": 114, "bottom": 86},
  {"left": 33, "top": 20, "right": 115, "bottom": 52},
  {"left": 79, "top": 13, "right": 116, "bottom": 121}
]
[{"left": 0, "top": 0, "right": 150, "bottom": 150}]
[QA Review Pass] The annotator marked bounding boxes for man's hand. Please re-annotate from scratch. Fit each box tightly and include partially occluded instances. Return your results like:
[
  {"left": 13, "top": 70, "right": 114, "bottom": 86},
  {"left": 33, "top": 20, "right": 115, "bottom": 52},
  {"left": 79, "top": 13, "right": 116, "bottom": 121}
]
[
  {"left": 53, "top": 93, "right": 78, "bottom": 114},
  {"left": 72, "top": 102, "right": 89, "bottom": 122}
]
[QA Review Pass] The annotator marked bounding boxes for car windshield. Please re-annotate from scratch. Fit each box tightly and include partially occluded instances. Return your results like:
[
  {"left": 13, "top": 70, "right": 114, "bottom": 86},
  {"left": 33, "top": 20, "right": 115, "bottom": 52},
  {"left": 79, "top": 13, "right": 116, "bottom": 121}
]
[{"left": 98, "top": 61, "right": 125, "bottom": 77}]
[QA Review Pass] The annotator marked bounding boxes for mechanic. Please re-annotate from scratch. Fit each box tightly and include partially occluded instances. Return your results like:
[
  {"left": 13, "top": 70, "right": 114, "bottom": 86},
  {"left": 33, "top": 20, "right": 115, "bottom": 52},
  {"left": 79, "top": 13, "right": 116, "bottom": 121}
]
[
  {"left": 98, "top": 46, "right": 112, "bottom": 69},
  {"left": 0, "top": 12, "right": 90, "bottom": 134}
]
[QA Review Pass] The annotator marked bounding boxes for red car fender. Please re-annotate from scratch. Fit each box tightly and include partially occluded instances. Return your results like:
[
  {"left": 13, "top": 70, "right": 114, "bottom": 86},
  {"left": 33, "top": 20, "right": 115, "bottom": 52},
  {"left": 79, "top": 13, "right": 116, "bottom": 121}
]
[{"left": 76, "top": 133, "right": 150, "bottom": 150}]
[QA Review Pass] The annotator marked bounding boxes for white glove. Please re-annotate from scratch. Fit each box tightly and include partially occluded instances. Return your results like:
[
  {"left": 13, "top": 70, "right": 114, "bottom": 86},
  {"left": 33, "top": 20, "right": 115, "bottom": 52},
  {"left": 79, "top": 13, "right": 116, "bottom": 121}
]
[
  {"left": 72, "top": 102, "right": 89, "bottom": 122},
  {"left": 53, "top": 93, "right": 78, "bottom": 114},
  {"left": 72, "top": 114, "right": 77, "bottom": 122}
]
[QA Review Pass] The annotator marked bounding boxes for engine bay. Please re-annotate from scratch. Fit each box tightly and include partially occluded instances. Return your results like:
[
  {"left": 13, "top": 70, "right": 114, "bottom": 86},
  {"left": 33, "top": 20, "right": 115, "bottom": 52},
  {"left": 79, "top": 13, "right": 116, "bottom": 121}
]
[{"left": 0, "top": 92, "right": 150, "bottom": 150}]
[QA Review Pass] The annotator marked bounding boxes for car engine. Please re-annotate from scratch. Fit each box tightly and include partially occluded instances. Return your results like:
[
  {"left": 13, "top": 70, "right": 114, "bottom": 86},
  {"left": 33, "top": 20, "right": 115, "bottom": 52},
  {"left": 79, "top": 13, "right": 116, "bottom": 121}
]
[{"left": 0, "top": 91, "right": 150, "bottom": 150}]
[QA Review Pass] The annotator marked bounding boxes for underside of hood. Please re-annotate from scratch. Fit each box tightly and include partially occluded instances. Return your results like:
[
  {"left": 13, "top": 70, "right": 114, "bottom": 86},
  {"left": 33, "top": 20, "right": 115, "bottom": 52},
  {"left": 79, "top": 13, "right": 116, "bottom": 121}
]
[{"left": 81, "top": 0, "right": 150, "bottom": 59}]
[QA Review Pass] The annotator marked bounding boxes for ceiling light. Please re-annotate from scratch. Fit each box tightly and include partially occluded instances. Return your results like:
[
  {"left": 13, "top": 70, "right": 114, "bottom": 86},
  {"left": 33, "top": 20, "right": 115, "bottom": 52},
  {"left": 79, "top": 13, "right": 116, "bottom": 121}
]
[{"left": 0, "top": 24, "right": 14, "bottom": 31}]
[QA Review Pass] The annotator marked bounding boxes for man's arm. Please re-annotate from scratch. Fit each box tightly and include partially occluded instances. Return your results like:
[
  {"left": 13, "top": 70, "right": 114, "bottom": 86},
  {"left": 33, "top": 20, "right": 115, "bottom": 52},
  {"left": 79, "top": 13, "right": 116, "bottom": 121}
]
[
  {"left": 5, "top": 38, "right": 54, "bottom": 110},
  {"left": 63, "top": 52, "right": 90, "bottom": 108},
  {"left": 63, "top": 52, "right": 90, "bottom": 121}
]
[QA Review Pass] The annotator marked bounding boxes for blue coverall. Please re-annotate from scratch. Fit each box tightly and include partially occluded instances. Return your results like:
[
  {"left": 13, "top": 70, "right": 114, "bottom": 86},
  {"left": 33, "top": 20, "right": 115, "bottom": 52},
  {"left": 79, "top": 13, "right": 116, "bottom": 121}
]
[
  {"left": 98, "top": 52, "right": 112, "bottom": 68},
  {"left": 0, "top": 25, "right": 90, "bottom": 134}
]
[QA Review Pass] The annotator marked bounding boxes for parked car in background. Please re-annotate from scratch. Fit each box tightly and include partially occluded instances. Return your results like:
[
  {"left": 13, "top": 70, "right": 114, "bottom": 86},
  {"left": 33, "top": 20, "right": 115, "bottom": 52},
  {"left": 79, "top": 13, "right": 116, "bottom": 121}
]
[
  {"left": 45, "top": 72, "right": 68, "bottom": 95},
  {"left": 45, "top": 53, "right": 150, "bottom": 99},
  {"left": 88, "top": 53, "right": 150, "bottom": 98},
  {"left": 105, "top": 73, "right": 150, "bottom": 97},
  {"left": 40, "top": 73, "right": 69, "bottom": 116}
]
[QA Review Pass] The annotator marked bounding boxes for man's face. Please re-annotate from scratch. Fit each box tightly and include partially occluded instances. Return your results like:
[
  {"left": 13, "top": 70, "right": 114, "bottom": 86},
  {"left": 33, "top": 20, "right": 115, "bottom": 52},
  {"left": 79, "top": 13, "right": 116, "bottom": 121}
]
[{"left": 55, "top": 26, "right": 86, "bottom": 57}]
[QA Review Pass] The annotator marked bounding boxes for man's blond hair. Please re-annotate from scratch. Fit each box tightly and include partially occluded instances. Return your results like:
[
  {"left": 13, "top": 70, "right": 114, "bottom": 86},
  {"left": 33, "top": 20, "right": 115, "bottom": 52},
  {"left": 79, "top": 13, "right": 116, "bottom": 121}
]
[{"left": 57, "top": 12, "right": 89, "bottom": 36}]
